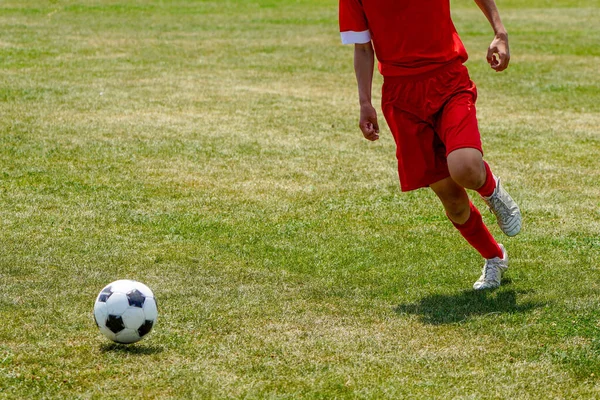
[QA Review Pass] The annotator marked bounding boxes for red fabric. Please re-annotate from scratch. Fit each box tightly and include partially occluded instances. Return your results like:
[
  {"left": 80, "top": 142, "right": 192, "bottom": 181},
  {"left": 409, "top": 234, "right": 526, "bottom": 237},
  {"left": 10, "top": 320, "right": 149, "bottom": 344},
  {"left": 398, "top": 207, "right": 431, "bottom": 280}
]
[
  {"left": 382, "top": 62, "right": 482, "bottom": 192},
  {"left": 339, "top": 0, "right": 369, "bottom": 33},
  {"left": 451, "top": 202, "right": 503, "bottom": 259},
  {"left": 338, "top": 0, "right": 468, "bottom": 77},
  {"left": 476, "top": 161, "right": 496, "bottom": 197}
]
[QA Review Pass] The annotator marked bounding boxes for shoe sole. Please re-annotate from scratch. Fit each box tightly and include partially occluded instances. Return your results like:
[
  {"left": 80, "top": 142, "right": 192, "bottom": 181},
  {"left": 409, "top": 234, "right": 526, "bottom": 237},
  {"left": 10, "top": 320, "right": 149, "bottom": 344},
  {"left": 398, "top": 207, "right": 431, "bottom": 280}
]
[
  {"left": 500, "top": 218, "right": 521, "bottom": 237},
  {"left": 473, "top": 283, "right": 501, "bottom": 290}
]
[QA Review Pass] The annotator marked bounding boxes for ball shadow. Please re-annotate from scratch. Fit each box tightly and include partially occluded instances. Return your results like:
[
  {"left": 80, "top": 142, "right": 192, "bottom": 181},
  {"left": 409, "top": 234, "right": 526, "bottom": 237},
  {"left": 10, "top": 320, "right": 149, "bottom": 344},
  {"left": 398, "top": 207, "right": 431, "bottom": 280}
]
[
  {"left": 395, "top": 288, "right": 544, "bottom": 325},
  {"left": 100, "top": 342, "right": 164, "bottom": 355}
]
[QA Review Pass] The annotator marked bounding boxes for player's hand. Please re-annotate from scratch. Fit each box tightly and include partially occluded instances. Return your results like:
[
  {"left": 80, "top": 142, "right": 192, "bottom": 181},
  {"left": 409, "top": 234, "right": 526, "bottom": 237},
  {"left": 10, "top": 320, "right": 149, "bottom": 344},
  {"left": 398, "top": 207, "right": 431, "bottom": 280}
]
[
  {"left": 359, "top": 103, "right": 380, "bottom": 141},
  {"left": 487, "top": 32, "right": 510, "bottom": 72}
]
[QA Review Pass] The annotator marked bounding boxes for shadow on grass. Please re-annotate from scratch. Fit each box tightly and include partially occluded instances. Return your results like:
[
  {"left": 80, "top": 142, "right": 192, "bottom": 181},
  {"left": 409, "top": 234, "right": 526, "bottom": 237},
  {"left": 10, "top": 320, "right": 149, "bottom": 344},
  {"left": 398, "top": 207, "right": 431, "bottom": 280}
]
[
  {"left": 395, "top": 287, "right": 544, "bottom": 325},
  {"left": 100, "top": 342, "right": 164, "bottom": 355}
]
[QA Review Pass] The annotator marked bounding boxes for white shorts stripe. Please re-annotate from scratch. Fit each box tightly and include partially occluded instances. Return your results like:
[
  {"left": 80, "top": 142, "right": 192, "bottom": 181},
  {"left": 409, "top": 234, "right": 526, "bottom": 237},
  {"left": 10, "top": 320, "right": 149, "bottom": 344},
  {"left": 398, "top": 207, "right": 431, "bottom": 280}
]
[{"left": 340, "top": 30, "right": 371, "bottom": 45}]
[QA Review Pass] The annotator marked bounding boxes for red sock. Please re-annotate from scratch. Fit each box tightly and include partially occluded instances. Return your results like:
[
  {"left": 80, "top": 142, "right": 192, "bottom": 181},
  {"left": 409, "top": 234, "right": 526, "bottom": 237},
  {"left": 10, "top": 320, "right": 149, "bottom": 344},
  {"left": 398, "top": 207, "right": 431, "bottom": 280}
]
[
  {"left": 476, "top": 162, "right": 496, "bottom": 198},
  {"left": 451, "top": 202, "right": 503, "bottom": 259}
]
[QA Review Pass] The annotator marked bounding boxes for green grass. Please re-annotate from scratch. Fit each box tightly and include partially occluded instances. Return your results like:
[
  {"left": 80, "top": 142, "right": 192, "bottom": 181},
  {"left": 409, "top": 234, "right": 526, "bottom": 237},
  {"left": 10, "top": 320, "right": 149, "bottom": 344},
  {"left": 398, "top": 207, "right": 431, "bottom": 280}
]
[{"left": 1, "top": 0, "right": 600, "bottom": 398}]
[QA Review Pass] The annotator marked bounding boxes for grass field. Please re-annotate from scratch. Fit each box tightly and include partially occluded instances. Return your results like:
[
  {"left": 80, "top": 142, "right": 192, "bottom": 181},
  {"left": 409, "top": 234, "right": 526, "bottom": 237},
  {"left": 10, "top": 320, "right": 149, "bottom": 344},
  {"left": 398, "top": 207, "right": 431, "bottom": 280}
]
[{"left": 1, "top": 0, "right": 600, "bottom": 398}]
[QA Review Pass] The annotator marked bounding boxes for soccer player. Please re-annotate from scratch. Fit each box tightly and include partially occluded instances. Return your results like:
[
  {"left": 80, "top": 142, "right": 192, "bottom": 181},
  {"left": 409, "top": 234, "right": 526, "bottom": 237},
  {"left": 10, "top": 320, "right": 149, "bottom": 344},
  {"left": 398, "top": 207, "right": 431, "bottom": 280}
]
[{"left": 339, "top": 0, "right": 522, "bottom": 290}]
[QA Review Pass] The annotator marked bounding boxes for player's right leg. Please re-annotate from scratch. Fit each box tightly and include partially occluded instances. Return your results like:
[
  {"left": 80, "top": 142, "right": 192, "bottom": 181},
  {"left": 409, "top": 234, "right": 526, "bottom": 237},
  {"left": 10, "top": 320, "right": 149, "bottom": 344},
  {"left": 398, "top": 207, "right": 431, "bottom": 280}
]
[
  {"left": 430, "top": 176, "right": 508, "bottom": 290},
  {"left": 433, "top": 63, "right": 522, "bottom": 237},
  {"left": 446, "top": 148, "right": 522, "bottom": 237}
]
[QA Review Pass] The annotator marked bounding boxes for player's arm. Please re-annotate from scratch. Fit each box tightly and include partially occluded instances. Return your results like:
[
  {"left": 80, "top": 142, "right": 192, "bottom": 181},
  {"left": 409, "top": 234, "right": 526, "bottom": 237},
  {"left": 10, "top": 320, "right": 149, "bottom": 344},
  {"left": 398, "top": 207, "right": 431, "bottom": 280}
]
[
  {"left": 354, "top": 42, "right": 379, "bottom": 141},
  {"left": 474, "top": 0, "right": 510, "bottom": 72}
]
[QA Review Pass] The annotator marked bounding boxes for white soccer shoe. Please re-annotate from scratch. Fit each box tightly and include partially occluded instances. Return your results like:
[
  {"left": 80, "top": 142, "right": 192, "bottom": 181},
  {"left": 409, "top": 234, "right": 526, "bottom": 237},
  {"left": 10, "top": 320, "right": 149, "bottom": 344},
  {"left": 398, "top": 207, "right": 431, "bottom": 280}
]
[
  {"left": 473, "top": 244, "right": 508, "bottom": 290},
  {"left": 482, "top": 176, "right": 522, "bottom": 237}
]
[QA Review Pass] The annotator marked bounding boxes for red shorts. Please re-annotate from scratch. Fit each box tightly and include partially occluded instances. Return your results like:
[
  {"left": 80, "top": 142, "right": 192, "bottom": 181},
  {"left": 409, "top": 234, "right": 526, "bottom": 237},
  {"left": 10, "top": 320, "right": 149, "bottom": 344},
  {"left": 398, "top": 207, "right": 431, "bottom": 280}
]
[{"left": 381, "top": 61, "right": 483, "bottom": 192}]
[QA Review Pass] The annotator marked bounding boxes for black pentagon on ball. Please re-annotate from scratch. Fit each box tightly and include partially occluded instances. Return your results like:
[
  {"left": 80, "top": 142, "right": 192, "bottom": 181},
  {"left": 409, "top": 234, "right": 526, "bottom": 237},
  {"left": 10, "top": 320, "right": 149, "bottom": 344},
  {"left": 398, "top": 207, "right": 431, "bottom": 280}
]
[
  {"left": 98, "top": 286, "right": 113, "bottom": 302},
  {"left": 127, "top": 289, "right": 146, "bottom": 308},
  {"left": 137, "top": 320, "right": 154, "bottom": 337},
  {"left": 105, "top": 315, "right": 125, "bottom": 333}
]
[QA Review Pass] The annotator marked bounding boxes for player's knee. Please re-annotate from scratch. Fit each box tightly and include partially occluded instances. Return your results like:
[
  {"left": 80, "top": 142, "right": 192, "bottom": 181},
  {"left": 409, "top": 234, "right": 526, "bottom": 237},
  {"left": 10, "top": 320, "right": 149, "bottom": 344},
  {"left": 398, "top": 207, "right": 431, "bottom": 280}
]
[
  {"left": 430, "top": 176, "right": 470, "bottom": 222},
  {"left": 447, "top": 148, "right": 485, "bottom": 189},
  {"left": 446, "top": 205, "right": 469, "bottom": 223},
  {"left": 449, "top": 161, "right": 485, "bottom": 189}
]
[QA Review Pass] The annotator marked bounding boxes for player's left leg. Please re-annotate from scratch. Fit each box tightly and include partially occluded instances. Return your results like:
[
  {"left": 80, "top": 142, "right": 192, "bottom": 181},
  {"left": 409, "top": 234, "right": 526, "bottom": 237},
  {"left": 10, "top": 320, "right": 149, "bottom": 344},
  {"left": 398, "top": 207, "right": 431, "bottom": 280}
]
[{"left": 430, "top": 176, "right": 508, "bottom": 290}]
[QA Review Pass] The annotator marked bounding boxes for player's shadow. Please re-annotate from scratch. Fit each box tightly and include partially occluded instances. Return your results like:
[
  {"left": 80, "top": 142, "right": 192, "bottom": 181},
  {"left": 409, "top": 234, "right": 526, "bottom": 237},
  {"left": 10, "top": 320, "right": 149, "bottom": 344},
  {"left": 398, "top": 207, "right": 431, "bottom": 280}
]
[
  {"left": 100, "top": 343, "right": 164, "bottom": 355},
  {"left": 395, "top": 287, "right": 544, "bottom": 325}
]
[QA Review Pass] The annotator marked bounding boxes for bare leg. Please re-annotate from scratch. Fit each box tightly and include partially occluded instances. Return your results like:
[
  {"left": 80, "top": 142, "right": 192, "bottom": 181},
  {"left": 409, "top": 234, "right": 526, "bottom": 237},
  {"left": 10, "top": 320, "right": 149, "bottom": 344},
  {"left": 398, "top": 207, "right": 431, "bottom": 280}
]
[
  {"left": 430, "top": 176, "right": 470, "bottom": 224},
  {"left": 446, "top": 148, "right": 486, "bottom": 191},
  {"left": 430, "top": 176, "right": 503, "bottom": 260},
  {"left": 447, "top": 148, "right": 522, "bottom": 236}
]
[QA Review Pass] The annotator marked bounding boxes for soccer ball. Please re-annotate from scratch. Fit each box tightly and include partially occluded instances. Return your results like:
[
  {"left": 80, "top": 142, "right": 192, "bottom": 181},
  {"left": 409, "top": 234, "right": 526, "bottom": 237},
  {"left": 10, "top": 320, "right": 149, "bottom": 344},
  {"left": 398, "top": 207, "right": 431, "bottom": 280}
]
[{"left": 93, "top": 280, "right": 158, "bottom": 344}]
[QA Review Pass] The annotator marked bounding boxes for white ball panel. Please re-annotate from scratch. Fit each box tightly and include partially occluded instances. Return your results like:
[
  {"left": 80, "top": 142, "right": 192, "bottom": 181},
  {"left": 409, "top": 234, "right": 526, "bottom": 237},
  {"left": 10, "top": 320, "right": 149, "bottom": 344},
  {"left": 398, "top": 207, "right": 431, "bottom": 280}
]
[
  {"left": 109, "top": 279, "right": 137, "bottom": 294},
  {"left": 131, "top": 281, "right": 154, "bottom": 298},
  {"left": 105, "top": 292, "right": 129, "bottom": 315},
  {"left": 122, "top": 307, "right": 145, "bottom": 329},
  {"left": 94, "top": 302, "right": 108, "bottom": 327},
  {"left": 98, "top": 326, "right": 117, "bottom": 342},
  {"left": 115, "top": 328, "right": 141, "bottom": 344},
  {"left": 142, "top": 297, "right": 158, "bottom": 321}
]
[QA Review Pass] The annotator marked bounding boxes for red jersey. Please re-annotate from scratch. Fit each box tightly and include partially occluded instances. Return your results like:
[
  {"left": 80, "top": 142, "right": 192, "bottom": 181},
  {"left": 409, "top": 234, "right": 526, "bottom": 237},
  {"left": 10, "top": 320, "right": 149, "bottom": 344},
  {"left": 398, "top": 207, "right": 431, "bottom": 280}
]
[{"left": 339, "top": 0, "right": 469, "bottom": 77}]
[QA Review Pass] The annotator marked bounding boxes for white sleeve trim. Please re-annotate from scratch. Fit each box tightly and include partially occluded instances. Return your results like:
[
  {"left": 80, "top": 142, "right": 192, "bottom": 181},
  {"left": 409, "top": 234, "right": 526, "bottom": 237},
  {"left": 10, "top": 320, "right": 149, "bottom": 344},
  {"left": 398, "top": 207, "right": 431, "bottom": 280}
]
[{"left": 340, "top": 30, "right": 371, "bottom": 45}]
